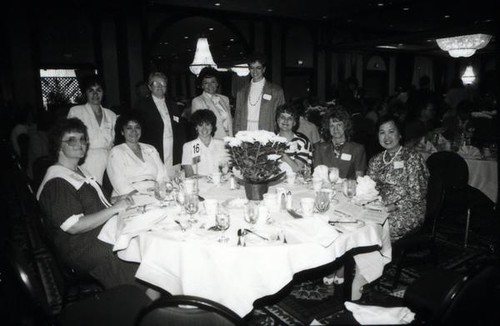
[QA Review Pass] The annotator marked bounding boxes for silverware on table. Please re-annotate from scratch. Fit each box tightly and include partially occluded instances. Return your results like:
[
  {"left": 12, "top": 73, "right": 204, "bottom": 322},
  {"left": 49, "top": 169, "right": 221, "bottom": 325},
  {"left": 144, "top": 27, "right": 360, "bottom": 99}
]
[
  {"left": 243, "top": 228, "right": 269, "bottom": 241},
  {"left": 287, "top": 209, "right": 303, "bottom": 219},
  {"left": 174, "top": 220, "right": 186, "bottom": 232}
]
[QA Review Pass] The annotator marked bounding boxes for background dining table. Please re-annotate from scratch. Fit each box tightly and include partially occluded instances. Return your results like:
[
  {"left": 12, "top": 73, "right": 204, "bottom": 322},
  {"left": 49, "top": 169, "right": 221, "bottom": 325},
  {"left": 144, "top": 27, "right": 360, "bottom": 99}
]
[{"left": 98, "top": 177, "right": 392, "bottom": 317}]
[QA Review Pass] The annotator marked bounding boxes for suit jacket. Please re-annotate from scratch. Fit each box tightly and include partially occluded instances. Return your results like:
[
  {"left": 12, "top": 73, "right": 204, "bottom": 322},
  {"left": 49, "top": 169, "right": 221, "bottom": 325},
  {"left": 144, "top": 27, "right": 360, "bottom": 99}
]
[
  {"left": 134, "top": 97, "right": 187, "bottom": 165},
  {"left": 234, "top": 80, "right": 285, "bottom": 133}
]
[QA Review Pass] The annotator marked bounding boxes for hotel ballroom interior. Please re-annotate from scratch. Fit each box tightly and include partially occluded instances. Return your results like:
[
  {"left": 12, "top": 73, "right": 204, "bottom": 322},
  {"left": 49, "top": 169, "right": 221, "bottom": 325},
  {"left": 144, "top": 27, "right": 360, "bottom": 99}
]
[{"left": 1, "top": 0, "right": 499, "bottom": 325}]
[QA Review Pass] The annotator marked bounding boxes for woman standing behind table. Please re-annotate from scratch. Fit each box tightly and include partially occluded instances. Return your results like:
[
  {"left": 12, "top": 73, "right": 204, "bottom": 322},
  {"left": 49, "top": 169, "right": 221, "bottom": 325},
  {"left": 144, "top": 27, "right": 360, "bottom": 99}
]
[
  {"left": 106, "top": 112, "right": 167, "bottom": 197},
  {"left": 191, "top": 67, "right": 233, "bottom": 140},
  {"left": 36, "top": 118, "right": 140, "bottom": 289},
  {"left": 275, "top": 103, "right": 312, "bottom": 173},
  {"left": 182, "top": 109, "right": 228, "bottom": 177},
  {"left": 67, "top": 76, "right": 116, "bottom": 184},
  {"left": 313, "top": 106, "right": 366, "bottom": 179},
  {"left": 367, "top": 115, "right": 429, "bottom": 241}
]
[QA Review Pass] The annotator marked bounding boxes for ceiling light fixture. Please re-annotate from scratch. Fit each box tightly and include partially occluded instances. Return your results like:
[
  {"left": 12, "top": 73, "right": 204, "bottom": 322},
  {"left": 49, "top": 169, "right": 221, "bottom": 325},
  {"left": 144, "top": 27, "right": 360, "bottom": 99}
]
[
  {"left": 189, "top": 37, "right": 217, "bottom": 76},
  {"left": 230, "top": 64, "right": 250, "bottom": 77},
  {"left": 461, "top": 65, "right": 476, "bottom": 85},
  {"left": 436, "top": 33, "right": 492, "bottom": 58}
]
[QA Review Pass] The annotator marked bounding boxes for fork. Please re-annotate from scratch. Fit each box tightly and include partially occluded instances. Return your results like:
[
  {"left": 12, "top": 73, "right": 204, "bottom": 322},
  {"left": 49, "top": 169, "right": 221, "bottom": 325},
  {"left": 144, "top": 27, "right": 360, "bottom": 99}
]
[{"left": 174, "top": 220, "right": 186, "bottom": 232}]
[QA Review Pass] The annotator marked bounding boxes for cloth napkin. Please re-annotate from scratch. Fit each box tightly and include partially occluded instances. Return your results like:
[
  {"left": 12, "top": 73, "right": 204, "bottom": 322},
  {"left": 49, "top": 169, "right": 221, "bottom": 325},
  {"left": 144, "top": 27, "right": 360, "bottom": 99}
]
[
  {"left": 344, "top": 302, "right": 415, "bottom": 325},
  {"left": 313, "top": 164, "right": 329, "bottom": 182},
  {"left": 458, "top": 145, "right": 481, "bottom": 159},
  {"left": 354, "top": 176, "right": 379, "bottom": 202},
  {"left": 120, "top": 208, "right": 168, "bottom": 234},
  {"left": 282, "top": 218, "right": 339, "bottom": 247}
]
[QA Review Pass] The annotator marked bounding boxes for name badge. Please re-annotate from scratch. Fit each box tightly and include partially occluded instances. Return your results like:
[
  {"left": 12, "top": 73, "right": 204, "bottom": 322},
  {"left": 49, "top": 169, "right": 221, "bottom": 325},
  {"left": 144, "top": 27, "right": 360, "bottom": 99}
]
[
  {"left": 262, "top": 94, "right": 272, "bottom": 101},
  {"left": 394, "top": 161, "right": 404, "bottom": 169},
  {"left": 340, "top": 153, "right": 352, "bottom": 161},
  {"left": 173, "top": 116, "right": 179, "bottom": 123}
]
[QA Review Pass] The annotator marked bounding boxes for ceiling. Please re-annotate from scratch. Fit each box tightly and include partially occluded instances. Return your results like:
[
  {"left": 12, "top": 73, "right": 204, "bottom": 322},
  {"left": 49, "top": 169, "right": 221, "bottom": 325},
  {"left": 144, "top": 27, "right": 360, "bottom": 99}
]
[{"left": 145, "top": 0, "right": 496, "bottom": 68}]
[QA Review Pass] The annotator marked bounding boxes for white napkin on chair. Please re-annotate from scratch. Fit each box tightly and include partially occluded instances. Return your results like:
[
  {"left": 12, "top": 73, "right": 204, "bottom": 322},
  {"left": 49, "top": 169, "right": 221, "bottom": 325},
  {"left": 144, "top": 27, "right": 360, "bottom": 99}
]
[
  {"left": 458, "top": 145, "right": 481, "bottom": 159},
  {"left": 344, "top": 302, "right": 415, "bottom": 325}
]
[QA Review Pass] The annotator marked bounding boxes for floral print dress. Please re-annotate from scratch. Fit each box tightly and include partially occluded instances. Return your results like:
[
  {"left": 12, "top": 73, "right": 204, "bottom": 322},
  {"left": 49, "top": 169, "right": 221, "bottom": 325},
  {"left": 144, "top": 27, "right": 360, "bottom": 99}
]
[{"left": 367, "top": 146, "right": 429, "bottom": 241}]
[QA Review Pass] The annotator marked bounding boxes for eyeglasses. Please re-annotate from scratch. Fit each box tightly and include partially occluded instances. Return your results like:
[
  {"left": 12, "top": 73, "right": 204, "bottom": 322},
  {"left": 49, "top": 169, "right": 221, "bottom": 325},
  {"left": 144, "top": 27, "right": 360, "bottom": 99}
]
[
  {"left": 62, "top": 137, "right": 89, "bottom": 146},
  {"left": 150, "top": 81, "right": 167, "bottom": 88}
]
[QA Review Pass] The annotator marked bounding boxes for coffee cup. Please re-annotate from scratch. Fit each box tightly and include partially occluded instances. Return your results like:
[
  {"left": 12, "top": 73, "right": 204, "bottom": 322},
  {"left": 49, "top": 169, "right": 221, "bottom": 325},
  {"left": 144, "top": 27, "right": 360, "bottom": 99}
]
[{"left": 300, "top": 197, "right": 315, "bottom": 218}]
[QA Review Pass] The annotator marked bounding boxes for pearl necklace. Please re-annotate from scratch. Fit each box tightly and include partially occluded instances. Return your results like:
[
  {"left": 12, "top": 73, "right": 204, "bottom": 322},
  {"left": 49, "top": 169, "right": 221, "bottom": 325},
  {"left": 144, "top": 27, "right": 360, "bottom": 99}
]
[
  {"left": 382, "top": 145, "right": 402, "bottom": 165},
  {"left": 248, "top": 86, "right": 264, "bottom": 106}
]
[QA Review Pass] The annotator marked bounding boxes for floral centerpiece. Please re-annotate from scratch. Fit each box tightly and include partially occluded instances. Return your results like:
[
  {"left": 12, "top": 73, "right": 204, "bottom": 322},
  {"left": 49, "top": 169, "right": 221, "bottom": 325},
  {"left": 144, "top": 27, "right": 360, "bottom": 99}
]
[{"left": 225, "top": 130, "right": 288, "bottom": 200}]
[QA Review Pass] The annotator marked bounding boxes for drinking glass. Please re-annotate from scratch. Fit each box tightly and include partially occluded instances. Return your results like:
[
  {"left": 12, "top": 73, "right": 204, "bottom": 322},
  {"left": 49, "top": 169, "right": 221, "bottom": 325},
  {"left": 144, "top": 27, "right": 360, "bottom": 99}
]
[
  {"left": 343, "top": 179, "right": 357, "bottom": 201},
  {"left": 154, "top": 181, "right": 167, "bottom": 203},
  {"left": 315, "top": 191, "right": 330, "bottom": 214},
  {"left": 184, "top": 194, "right": 199, "bottom": 224},
  {"left": 219, "top": 161, "right": 229, "bottom": 176},
  {"left": 299, "top": 165, "right": 312, "bottom": 183},
  {"left": 174, "top": 189, "right": 186, "bottom": 216},
  {"left": 216, "top": 211, "right": 230, "bottom": 243},
  {"left": 243, "top": 201, "right": 259, "bottom": 227}
]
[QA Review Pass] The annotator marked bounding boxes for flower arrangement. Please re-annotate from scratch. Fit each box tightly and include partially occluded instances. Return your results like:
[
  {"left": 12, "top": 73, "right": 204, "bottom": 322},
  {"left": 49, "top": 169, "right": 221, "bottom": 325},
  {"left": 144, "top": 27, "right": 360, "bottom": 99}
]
[{"left": 225, "top": 130, "right": 288, "bottom": 184}]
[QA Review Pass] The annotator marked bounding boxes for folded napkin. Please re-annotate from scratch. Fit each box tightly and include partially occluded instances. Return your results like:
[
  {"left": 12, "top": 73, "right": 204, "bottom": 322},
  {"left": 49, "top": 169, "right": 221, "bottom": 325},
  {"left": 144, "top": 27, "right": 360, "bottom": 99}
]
[
  {"left": 283, "top": 218, "right": 339, "bottom": 247},
  {"left": 313, "top": 165, "right": 329, "bottom": 182},
  {"left": 354, "top": 176, "right": 379, "bottom": 202},
  {"left": 344, "top": 302, "right": 415, "bottom": 325},
  {"left": 458, "top": 145, "right": 481, "bottom": 159},
  {"left": 121, "top": 208, "right": 167, "bottom": 234}
]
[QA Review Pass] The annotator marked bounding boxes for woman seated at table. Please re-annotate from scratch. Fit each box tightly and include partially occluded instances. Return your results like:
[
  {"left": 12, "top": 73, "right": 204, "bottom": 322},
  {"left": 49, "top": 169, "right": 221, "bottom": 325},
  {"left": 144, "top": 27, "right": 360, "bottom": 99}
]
[
  {"left": 36, "top": 118, "right": 141, "bottom": 289},
  {"left": 182, "top": 109, "right": 228, "bottom": 177},
  {"left": 106, "top": 112, "right": 167, "bottom": 197},
  {"left": 275, "top": 103, "right": 312, "bottom": 173},
  {"left": 367, "top": 115, "right": 429, "bottom": 241},
  {"left": 313, "top": 106, "right": 366, "bottom": 179}
]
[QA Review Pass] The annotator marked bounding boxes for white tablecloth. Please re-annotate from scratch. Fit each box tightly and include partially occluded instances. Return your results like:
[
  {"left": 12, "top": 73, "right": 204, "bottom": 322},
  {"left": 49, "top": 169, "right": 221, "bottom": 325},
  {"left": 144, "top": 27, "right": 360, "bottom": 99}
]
[
  {"left": 99, "top": 178, "right": 391, "bottom": 317},
  {"left": 465, "top": 158, "right": 497, "bottom": 203}
]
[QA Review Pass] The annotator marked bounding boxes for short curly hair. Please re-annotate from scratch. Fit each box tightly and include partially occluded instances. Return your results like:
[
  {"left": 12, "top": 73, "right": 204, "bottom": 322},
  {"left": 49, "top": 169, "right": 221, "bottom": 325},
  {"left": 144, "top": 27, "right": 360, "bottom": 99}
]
[
  {"left": 114, "top": 112, "right": 143, "bottom": 145},
  {"left": 322, "top": 105, "right": 352, "bottom": 141},
  {"left": 191, "top": 109, "right": 217, "bottom": 137},
  {"left": 48, "top": 118, "right": 88, "bottom": 163},
  {"left": 275, "top": 103, "right": 300, "bottom": 133}
]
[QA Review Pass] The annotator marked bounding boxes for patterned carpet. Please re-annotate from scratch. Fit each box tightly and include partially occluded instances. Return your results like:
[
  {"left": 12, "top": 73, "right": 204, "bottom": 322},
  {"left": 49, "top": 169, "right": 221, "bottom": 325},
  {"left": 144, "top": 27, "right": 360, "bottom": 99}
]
[{"left": 247, "top": 224, "right": 498, "bottom": 325}]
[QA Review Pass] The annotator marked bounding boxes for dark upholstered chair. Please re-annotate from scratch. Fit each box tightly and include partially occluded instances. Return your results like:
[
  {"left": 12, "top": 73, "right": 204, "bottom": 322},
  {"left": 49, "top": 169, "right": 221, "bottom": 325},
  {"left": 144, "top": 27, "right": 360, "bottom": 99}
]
[
  {"left": 135, "top": 295, "right": 246, "bottom": 326},
  {"left": 404, "top": 263, "right": 500, "bottom": 325},
  {"left": 390, "top": 171, "right": 444, "bottom": 288}
]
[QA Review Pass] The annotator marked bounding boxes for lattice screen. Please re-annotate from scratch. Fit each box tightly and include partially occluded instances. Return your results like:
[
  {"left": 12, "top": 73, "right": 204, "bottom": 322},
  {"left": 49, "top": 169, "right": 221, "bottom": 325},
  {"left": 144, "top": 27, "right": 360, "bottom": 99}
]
[{"left": 41, "top": 77, "right": 82, "bottom": 108}]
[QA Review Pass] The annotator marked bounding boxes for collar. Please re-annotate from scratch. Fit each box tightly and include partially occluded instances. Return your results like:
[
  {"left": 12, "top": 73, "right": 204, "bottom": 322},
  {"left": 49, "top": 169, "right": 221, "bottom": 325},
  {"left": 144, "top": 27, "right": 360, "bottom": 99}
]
[
  {"left": 152, "top": 95, "right": 165, "bottom": 104},
  {"left": 251, "top": 78, "right": 266, "bottom": 87}
]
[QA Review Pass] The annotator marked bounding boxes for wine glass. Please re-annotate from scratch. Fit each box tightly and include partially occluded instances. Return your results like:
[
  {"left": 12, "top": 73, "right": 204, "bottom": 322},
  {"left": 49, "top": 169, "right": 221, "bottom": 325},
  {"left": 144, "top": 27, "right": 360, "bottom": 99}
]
[
  {"left": 314, "top": 190, "right": 330, "bottom": 214},
  {"left": 243, "top": 201, "right": 259, "bottom": 227},
  {"left": 299, "top": 165, "right": 312, "bottom": 184},
  {"left": 174, "top": 189, "right": 186, "bottom": 216},
  {"left": 219, "top": 161, "right": 229, "bottom": 176},
  {"left": 184, "top": 194, "right": 199, "bottom": 224},
  {"left": 343, "top": 179, "right": 357, "bottom": 201},
  {"left": 328, "top": 167, "right": 339, "bottom": 185},
  {"left": 216, "top": 211, "right": 230, "bottom": 243}
]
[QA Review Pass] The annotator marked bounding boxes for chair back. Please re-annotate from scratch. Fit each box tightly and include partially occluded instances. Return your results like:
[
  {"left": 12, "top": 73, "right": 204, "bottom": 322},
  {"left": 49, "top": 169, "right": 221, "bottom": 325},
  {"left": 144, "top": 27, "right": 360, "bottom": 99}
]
[{"left": 135, "top": 295, "right": 246, "bottom": 326}]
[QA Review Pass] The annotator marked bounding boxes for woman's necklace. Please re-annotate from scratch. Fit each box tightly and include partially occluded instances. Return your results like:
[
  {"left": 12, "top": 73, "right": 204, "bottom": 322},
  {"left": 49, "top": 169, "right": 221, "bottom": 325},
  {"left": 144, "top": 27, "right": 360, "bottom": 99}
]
[
  {"left": 248, "top": 86, "right": 264, "bottom": 106},
  {"left": 382, "top": 145, "right": 403, "bottom": 165}
]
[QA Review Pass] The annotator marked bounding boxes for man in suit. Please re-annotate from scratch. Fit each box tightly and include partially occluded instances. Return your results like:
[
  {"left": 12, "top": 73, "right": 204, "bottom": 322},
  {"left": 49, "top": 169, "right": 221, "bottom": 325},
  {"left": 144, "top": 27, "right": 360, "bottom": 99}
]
[
  {"left": 234, "top": 54, "right": 285, "bottom": 133},
  {"left": 134, "top": 72, "right": 187, "bottom": 176}
]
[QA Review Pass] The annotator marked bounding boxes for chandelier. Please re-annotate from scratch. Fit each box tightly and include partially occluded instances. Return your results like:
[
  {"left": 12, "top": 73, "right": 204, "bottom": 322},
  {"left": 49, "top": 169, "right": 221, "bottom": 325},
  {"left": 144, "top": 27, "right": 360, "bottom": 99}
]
[
  {"left": 436, "top": 33, "right": 492, "bottom": 58},
  {"left": 189, "top": 38, "right": 217, "bottom": 76},
  {"left": 461, "top": 65, "right": 476, "bottom": 85},
  {"left": 230, "top": 64, "right": 250, "bottom": 77}
]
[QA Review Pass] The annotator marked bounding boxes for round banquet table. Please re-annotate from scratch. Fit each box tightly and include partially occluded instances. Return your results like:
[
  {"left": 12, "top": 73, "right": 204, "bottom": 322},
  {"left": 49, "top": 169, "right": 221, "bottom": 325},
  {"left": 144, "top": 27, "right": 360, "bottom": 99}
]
[{"left": 99, "top": 177, "right": 392, "bottom": 317}]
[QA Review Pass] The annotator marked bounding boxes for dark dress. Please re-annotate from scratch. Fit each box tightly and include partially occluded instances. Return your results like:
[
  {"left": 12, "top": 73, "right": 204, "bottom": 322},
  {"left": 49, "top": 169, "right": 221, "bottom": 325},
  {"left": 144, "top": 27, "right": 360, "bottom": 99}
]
[
  {"left": 313, "top": 141, "right": 367, "bottom": 179},
  {"left": 38, "top": 177, "right": 139, "bottom": 289}
]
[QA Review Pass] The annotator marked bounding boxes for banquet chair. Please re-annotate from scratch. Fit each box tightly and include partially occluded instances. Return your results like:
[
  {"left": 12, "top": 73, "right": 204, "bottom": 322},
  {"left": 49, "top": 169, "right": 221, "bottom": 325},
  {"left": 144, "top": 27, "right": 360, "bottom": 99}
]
[
  {"left": 390, "top": 172, "right": 444, "bottom": 288},
  {"left": 135, "top": 295, "right": 246, "bottom": 326},
  {"left": 404, "top": 262, "right": 500, "bottom": 325},
  {"left": 426, "top": 151, "right": 494, "bottom": 247}
]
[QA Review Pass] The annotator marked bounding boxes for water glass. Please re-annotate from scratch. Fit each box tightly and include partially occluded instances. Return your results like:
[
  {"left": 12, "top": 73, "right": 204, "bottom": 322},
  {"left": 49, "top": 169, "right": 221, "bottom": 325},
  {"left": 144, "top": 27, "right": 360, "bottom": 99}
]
[
  {"left": 328, "top": 167, "right": 339, "bottom": 184},
  {"left": 184, "top": 194, "right": 199, "bottom": 224},
  {"left": 243, "top": 201, "right": 259, "bottom": 226},
  {"left": 216, "top": 211, "right": 230, "bottom": 243},
  {"left": 219, "top": 161, "right": 229, "bottom": 175},
  {"left": 315, "top": 191, "right": 330, "bottom": 214},
  {"left": 300, "top": 197, "right": 315, "bottom": 218},
  {"left": 299, "top": 165, "right": 312, "bottom": 183},
  {"left": 342, "top": 179, "right": 357, "bottom": 200}
]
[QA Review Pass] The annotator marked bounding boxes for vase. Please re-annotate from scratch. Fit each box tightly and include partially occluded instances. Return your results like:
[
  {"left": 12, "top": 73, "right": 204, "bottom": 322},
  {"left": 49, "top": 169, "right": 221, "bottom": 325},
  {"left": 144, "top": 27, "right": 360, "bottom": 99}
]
[{"left": 244, "top": 182, "right": 269, "bottom": 201}]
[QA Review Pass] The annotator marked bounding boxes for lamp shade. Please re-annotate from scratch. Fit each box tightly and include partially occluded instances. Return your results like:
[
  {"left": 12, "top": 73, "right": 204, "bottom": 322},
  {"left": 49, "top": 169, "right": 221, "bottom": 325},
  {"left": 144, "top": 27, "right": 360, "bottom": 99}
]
[
  {"left": 461, "top": 66, "right": 476, "bottom": 85},
  {"left": 436, "top": 33, "right": 492, "bottom": 58},
  {"left": 190, "top": 38, "right": 217, "bottom": 75}
]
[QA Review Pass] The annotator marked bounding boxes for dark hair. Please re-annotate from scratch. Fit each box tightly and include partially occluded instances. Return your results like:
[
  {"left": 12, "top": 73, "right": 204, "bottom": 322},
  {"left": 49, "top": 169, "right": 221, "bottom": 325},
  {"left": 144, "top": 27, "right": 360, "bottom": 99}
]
[
  {"left": 275, "top": 103, "right": 300, "bottom": 133},
  {"left": 191, "top": 109, "right": 217, "bottom": 137},
  {"left": 48, "top": 118, "right": 88, "bottom": 162},
  {"left": 377, "top": 115, "right": 403, "bottom": 137},
  {"left": 114, "top": 112, "right": 143, "bottom": 144},
  {"left": 81, "top": 75, "right": 104, "bottom": 93},
  {"left": 247, "top": 53, "right": 267, "bottom": 68},
  {"left": 197, "top": 67, "right": 219, "bottom": 88},
  {"left": 322, "top": 105, "right": 352, "bottom": 141}
]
